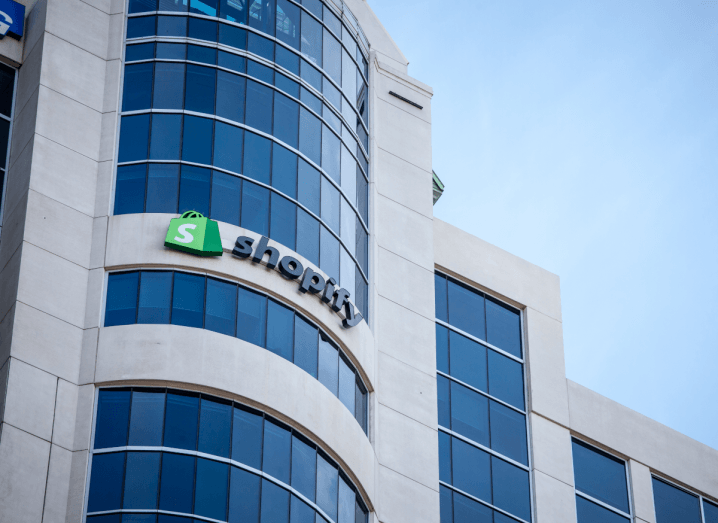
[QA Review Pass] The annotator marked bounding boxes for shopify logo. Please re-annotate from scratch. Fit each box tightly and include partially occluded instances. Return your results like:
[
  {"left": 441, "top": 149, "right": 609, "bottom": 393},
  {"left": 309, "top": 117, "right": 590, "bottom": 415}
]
[{"left": 164, "top": 211, "right": 223, "bottom": 256}]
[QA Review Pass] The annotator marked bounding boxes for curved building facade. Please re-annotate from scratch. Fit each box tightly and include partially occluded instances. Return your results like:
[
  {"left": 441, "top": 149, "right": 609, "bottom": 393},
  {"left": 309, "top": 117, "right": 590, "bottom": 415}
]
[{"left": 1, "top": 1, "right": 717, "bottom": 523}]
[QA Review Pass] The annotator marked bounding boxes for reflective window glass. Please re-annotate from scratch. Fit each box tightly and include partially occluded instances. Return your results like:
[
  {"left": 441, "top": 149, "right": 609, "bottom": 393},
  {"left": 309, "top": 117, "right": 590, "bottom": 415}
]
[
  {"left": 214, "top": 122, "right": 244, "bottom": 173},
  {"left": 291, "top": 496, "right": 315, "bottom": 523},
  {"left": 119, "top": 114, "right": 150, "bottom": 162},
  {"left": 298, "top": 158, "right": 320, "bottom": 214},
  {"left": 276, "top": 45, "right": 300, "bottom": 75},
  {"left": 188, "top": 44, "right": 217, "bottom": 64},
  {"left": 232, "top": 406, "right": 264, "bottom": 468},
  {"left": 318, "top": 335, "right": 339, "bottom": 395},
  {"left": 153, "top": 62, "right": 185, "bottom": 109},
  {"left": 171, "top": 272, "right": 205, "bottom": 328},
  {"left": 296, "top": 209, "right": 320, "bottom": 266},
  {"left": 198, "top": 397, "right": 232, "bottom": 457},
  {"left": 440, "top": 486, "right": 453, "bottom": 523},
  {"left": 321, "top": 177, "right": 339, "bottom": 232},
  {"left": 572, "top": 439, "right": 629, "bottom": 513},
  {"left": 338, "top": 476, "right": 355, "bottom": 523},
  {"left": 149, "top": 113, "right": 182, "bottom": 160},
  {"left": 448, "top": 279, "right": 485, "bottom": 340},
  {"left": 323, "top": 6, "right": 340, "bottom": 35},
  {"left": 146, "top": 164, "right": 180, "bottom": 213},
  {"left": 319, "top": 226, "right": 339, "bottom": 279},
  {"left": 299, "top": 107, "right": 321, "bottom": 165},
  {"left": 248, "top": 59, "right": 275, "bottom": 84},
  {"left": 128, "top": 390, "right": 165, "bottom": 446},
  {"left": 338, "top": 355, "right": 356, "bottom": 416},
  {"left": 123, "top": 451, "right": 161, "bottom": 509},
  {"left": 300, "top": 11, "right": 322, "bottom": 67},
  {"left": 248, "top": 0, "right": 276, "bottom": 36},
  {"left": 188, "top": 17, "right": 217, "bottom": 39},
  {"left": 181, "top": 116, "right": 213, "bottom": 165},
  {"left": 438, "top": 431, "right": 451, "bottom": 484},
  {"left": 163, "top": 392, "right": 199, "bottom": 450},
  {"left": 437, "top": 375, "right": 450, "bottom": 428},
  {"left": 652, "top": 478, "right": 701, "bottom": 523},
  {"left": 105, "top": 271, "right": 139, "bottom": 326},
  {"left": 205, "top": 277, "right": 238, "bottom": 336},
  {"left": 488, "top": 351, "right": 524, "bottom": 410},
  {"left": 489, "top": 401, "right": 527, "bottom": 465},
  {"left": 317, "top": 454, "right": 339, "bottom": 521},
  {"left": 436, "top": 324, "right": 449, "bottom": 374},
  {"left": 341, "top": 49, "right": 356, "bottom": 103},
  {"left": 210, "top": 171, "right": 242, "bottom": 226},
  {"left": 576, "top": 496, "right": 630, "bottom": 523},
  {"left": 94, "top": 389, "right": 131, "bottom": 448},
  {"left": 276, "top": 72, "right": 300, "bottom": 98},
  {"left": 229, "top": 467, "right": 261, "bottom": 523},
  {"left": 179, "top": 164, "right": 211, "bottom": 216},
  {"left": 301, "top": 0, "right": 321, "bottom": 18},
  {"left": 435, "top": 274, "right": 448, "bottom": 321},
  {"left": 267, "top": 299, "right": 294, "bottom": 361},
  {"left": 122, "top": 63, "right": 153, "bottom": 111},
  {"left": 454, "top": 491, "right": 493, "bottom": 523},
  {"left": 242, "top": 180, "right": 270, "bottom": 236},
  {"left": 294, "top": 316, "right": 318, "bottom": 378},
  {"left": 216, "top": 70, "right": 246, "bottom": 123},
  {"left": 301, "top": 85, "right": 322, "bottom": 114},
  {"left": 261, "top": 479, "right": 290, "bottom": 523},
  {"left": 272, "top": 145, "right": 298, "bottom": 198},
  {"left": 491, "top": 457, "right": 531, "bottom": 522},
  {"left": 486, "top": 297, "right": 522, "bottom": 358},
  {"left": 219, "top": 50, "right": 247, "bottom": 72},
  {"left": 88, "top": 453, "right": 125, "bottom": 512},
  {"left": 244, "top": 132, "right": 272, "bottom": 184},
  {"left": 263, "top": 419, "right": 292, "bottom": 483},
  {"left": 274, "top": 92, "right": 300, "bottom": 148},
  {"left": 194, "top": 458, "right": 229, "bottom": 520},
  {"left": 270, "top": 192, "right": 297, "bottom": 249},
  {"left": 323, "top": 29, "right": 341, "bottom": 85},
  {"left": 185, "top": 64, "right": 216, "bottom": 114},
  {"left": 220, "top": 0, "right": 247, "bottom": 24},
  {"left": 159, "top": 453, "right": 195, "bottom": 513},
  {"left": 237, "top": 285, "right": 267, "bottom": 347},
  {"left": 127, "top": 16, "right": 156, "bottom": 38},
  {"left": 705, "top": 501, "right": 718, "bottom": 523},
  {"left": 449, "top": 330, "right": 487, "bottom": 392},
  {"left": 450, "top": 380, "right": 489, "bottom": 446},
  {"left": 291, "top": 435, "right": 316, "bottom": 501},
  {"left": 451, "top": 437, "right": 491, "bottom": 502},
  {"left": 322, "top": 125, "right": 341, "bottom": 183},
  {"left": 156, "top": 42, "right": 186, "bottom": 59},
  {"left": 159, "top": 0, "right": 187, "bottom": 12},
  {"left": 276, "top": 0, "right": 300, "bottom": 49}
]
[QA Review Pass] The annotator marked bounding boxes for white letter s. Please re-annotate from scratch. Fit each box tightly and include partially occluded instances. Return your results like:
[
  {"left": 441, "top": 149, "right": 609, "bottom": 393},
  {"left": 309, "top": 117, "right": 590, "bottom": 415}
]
[{"left": 175, "top": 224, "right": 197, "bottom": 244}]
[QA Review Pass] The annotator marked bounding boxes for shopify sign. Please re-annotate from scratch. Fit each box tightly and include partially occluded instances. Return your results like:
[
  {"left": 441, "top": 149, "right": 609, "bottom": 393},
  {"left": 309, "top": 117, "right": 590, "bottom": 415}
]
[{"left": 165, "top": 212, "right": 223, "bottom": 256}]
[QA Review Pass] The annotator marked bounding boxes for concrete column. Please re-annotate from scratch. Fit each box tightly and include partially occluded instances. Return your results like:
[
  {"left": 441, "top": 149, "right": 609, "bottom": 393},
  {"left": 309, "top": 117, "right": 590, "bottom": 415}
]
[{"left": 630, "top": 459, "right": 656, "bottom": 523}]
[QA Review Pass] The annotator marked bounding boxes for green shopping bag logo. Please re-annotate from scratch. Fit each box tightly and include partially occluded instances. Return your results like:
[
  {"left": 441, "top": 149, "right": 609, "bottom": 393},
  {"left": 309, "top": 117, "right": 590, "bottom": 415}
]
[{"left": 164, "top": 211, "right": 223, "bottom": 257}]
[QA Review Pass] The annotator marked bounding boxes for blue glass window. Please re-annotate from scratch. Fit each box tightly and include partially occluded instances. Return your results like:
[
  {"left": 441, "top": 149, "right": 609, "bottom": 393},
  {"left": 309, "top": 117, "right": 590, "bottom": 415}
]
[
  {"left": 317, "top": 454, "right": 338, "bottom": 521},
  {"left": 291, "top": 434, "right": 316, "bottom": 501},
  {"left": 572, "top": 439, "right": 629, "bottom": 513},
  {"left": 318, "top": 335, "right": 338, "bottom": 396},
  {"left": 181, "top": 116, "right": 213, "bottom": 165},
  {"left": 127, "top": 16, "right": 156, "bottom": 39},
  {"left": 188, "top": 44, "right": 217, "bottom": 64},
  {"left": 447, "top": 279, "right": 485, "bottom": 340},
  {"left": 219, "top": 50, "right": 247, "bottom": 72},
  {"left": 451, "top": 438, "right": 491, "bottom": 502},
  {"left": 437, "top": 375, "right": 450, "bottom": 428},
  {"left": 185, "top": 64, "right": 216, "bottom": 114},
  {"left": 237, "top": 285, "right": 267, "bottom": 347},
  {"left": 205, "top": 277, "right": 238, "bottom": 336},
  {"left": 323, "top": 80, "right": 341, "bottom": 113},
  {"left": 198, "top": 397, "right": 232, "bottom": 457},
  {"left": 294, "top": 316, "right": 318, "bottom": 378},
  {"left": 291, "top": 496, "right": 314, "bottom": 523},
  {"left": 298, "top": 158, "right": 320, "bottom": 215},
  {"left": 296, "top": 209, "right": 320, "bottom": 266},
  {"left": 300, "top": 11, "right": 321, "bottom": 67},
  {"left": 125, "top": 42, "right": 154, "bottom": 61},
  {"left": 105, "top": 271, "right": 139, "bottom": 326},
  {"left": 270, "top": 193, "right": 296, "bottom": 249},
  {"left": 576, "top": 496, "right": 630, "bottom": 523},
  {"left": 449, "top": 330, "right": 487, "bottom": 392},
  {"left": 128, "top": 390, "right": 165, "bottom": 446},
  {"left": 123, "top": 63, "right": 153, "bottom": 111},
  {"left": 653, "top": 478, "right": 701, "bottom": 523},
  {"left": 220, "top": 0, "right": 247, "bottom": 24},
  {"left": 229, "top": 467, "right": 261, "bottom": 523},
  {"left": 322, "top": 29, "right": 341, "bottom": 86},
  {"left": 453, "top": 491, "right": 493, "bottom": 523},
  {"left": 322, "top": 125, "right": 341, "bottom": 183},
  {"left": 194, "top": 458, "right": 229, "bottom": 520},
  {"left": 232, "top": 406, "right": 263, "bottom": 468},
  {"left": 248, "top": 59, "right": 275, "bottom": 84},
  {"left": 439, "top": 431, "right": 451, "bottom": 484},
  {"left": 158, "top": 15, "right": 187, "bottom": 36},
  {"left": 276, "top": 46, "right": 299, "bottom": 75},
  {"left": 245, "top": 80, "right": 273, "bottom": 134},
  {"left": 156, "top": 42, "right": 185, "bottom": 60},
  {"left": 440, "top": 486, "right": 453, "bottom": 523},
  {"left": 276, "top": 72, "right": 300, "bottom": 98},
  {"left": 272, "top": 145, "right": 297, "bottom": 198},
  {"left": 188, "top": 17, "right": 217, "bottom": 39},
  {"left": 149, "top": 113, "right": 182, "bottom": 160},
  {"left": 153, "top": 62, "right": 185, "bottom": 109},
  {"left": 95, "top": 389, "right": 131, "bottom": 448},
  {"left": 267, "top": 299, "right": 294, "bottom": 361},
  {"left": 210, "top": 171, "right": 242, "bottom": 226},
  {"left": 436, "top": 324, "right": 449, "bottom": 374},
  {"left": 214, "top": 122, "right": 244, "bottom": 173},
  {"left": 261, "top": 479, "right": 290, "bottom": 523},
  {"left": 146, "top": 164, "right": 180, "bottom": 213},
  {"left": 244, "top": 132, "right": 272, "bottom": 184},
  {"left": 435, "top": 274, "right": 448, "bottom": 321},
  {"left": 172, "top": 272, "right": 205, "bottom": 328},
  {"left": 299, "top": 107, "right": 321, "bottom": 165},
  {"left": 88, "top": 453, "right": 125, "bottom": 512},
  {"left": 338, "top": 355, "right": 356, "bottom": 416},
  {"left": 123, "top": 451, "right": 161, "bottom": 509},
  {"left": 119, "top": 114, "right": 150, "bottom": 162},
  {"left": 319, "top": 226, "right": 339, "bottom": 280},
  {"left": 274, "top": 93, "right": 300, "bottom": 148},
  {"left": 159, "top": 453, "right": 195, "bottom": 513},
  {"left": 338, "top": 476, "right": 355, "bottom": 523},
  {"left": 488, "top": 351, "right": 524, "bottom": 410},
  {"left": 164, "top": 392, "right": 199, "bottom": 450},
  {"left": 276, "top": 0, "right": 299, "bottom": 49},
  {"left": 486, "top": 298, "right": 521, "bottom": 358},
  {"left": 705, "top": 502, "right": 718, "bottom": 523},
  {"left": 490, "top": 401, "right": 527, "bottom": 465},
  {"left": 249, "top": 0, "right": 276, "bottom": 36},
  {"left": 263, "top": 419, "right": 292, "bottom": 483},
  {"left": 301, "top": 86, "right": 322, "bottom": 114},
  {"left": 492, "top": 457, "right": 530, "bottom": 522},
  {"left": 179, "top": 165, "right": 211, "bottom": 216},
  {"left": 216, "top": 70, "right": 245, "bottom": 123},
  {"left": 242, "top": 181, "right": 270, "bottom": 236},
  {"left": 321, "top": 177, "right": 339, "bottom": 233},
  {"left": 450, "top": 380, "right": 489, "bottom": 446}
]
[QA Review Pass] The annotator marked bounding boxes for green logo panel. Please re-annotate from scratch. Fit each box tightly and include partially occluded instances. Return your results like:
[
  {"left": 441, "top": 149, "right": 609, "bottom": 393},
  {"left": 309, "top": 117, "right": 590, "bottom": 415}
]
[{"left": 165, "top": 211, "right": 223, "bottom": 257}]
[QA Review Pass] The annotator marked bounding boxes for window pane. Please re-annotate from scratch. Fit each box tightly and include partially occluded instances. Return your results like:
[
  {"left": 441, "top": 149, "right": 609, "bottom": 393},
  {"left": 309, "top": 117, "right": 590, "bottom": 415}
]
[
  {"left": 320, "top": 226, "right": 339, "bottom": 279},
  {"left": 232, "top": 406, "right": 263, "bottom": 468},
  {"left": 128, "top": 390, "right": 165, "bottom": 446},
  {"left": 291, "top": 435, "right": 316, "bottom": 501},
  {"left": 123, "top": 451, "right": 160, "bottom": 509},
  {"left": 322, "top": 125, "right": 341, "bottom": 184},
  {"left": 220, "top": 0, "right": 247, "bottom": 24},
  {"left": 158, "top": 15, "right": 187, "bottom": 36},
  {"left": 137, "top": 271, "right": 172, "bottom": 324},
  {"left": 158, "top": 0, "right": 187, "bottom": 13},
  {"left": 299, "top": 107, "right": 321, "bottom": 165},
  {"left": 241, "top": 181, "right": 270, "bottom": 236},
  {"left": 156, "top": 42, "right": 185, "bottom": 60},
  {"left": 342, "top": 49, "right": 356, "bottom": 103},
  {"left": 297, "top": 209, "right": 320, "bottom": 266},
  {"left": 320, "top": 177, "right": 339, "bottom": 233},
  {"left": 263, "top": 419, "right": 291, "bottom": 483},
  {"left": 338, "top": 475, "right": 355, "bottom": 523},
  {"left": 188, "top": 17, "right": 217, "bottom": 38},
  {"left": 123, "top": 63, "right": 153, "bottom": 111},
  {"left": 486, "top": 298, "right": 522, "bottom": 358},
  {"left": 437, "top": 375, "right": 450, "bottom": 428},
  {"left": 237, "top": 286, "right": 267, "bottom": 347},
  {"left": 150, "top": 114, "right": 182, "bottom": 160},
  {"left": 163, "top": 392, "right": 199, "bottom": 450},
  {"left": 340, "top": 201, "right": 355, "bottom": 258},
  {"left": 95, "top": 389, "right": 131, "bottom": 448},
  {"left": 248, "top": 0, "right": 275, "bottom": 35},
  {"left": 338, "top": 355, "right": 356, "bottom": 416},
  {"left": 119, "top": 114, "right": 150, "bottom": 162},
  {"left": 182, "top": 116, "right": 213, "bottom": 165},
  {"left": 435, "top": 274, "right": 448, "bottom": 321},
  {"left": 653, "top": 478, "right": 701, "bottom": 523},
  {"left": 572, "top": 440, "right": 629, "bottom": 513},
  {"left": 244, "top": 132, "right": 272, "bottom": 184},
  {"left": 439, "top": 431, "right": 451, "bottom": 484},
  {"left": 214, "top": 122, "right": 244, "bottom": 174},
  {"left": 450, "top": 380, "right": 489, "bottom": 446},
  {"left": 355, "top": 381, "right": 367, "bottom": 433},
  {"left": 159, "top": 453, "right": 195, "bottom": 513},
  {"left": 276, "top": 46, "right": 299, "bottom": 75},
  {"left": 217, "top": 71, "right": 245, "bottom": 123},
  {"left": 576, "top": 496, "right": 630, "bottom": 523},
  {"left": 453, "top": 490, "right": 493, "bottom": 523},
  {"left": 248, "top": 58, "right": 275, "bottom": 84},
  {"left": 301, "top": 0, "right": 321, "bottom": 18},
  {"left": 185, "top": 64, "right": 216, "bottom": 114},
  {"left": 105, "top": 272, "right": 139, "bottom": 327},
  {"left": 153, "top": 62, "right": 185, "bottom": 109},
  {"left": 356, "top": 166, "right": 367, "bottom": 225},
  {"left": 323, "top": 29, "right": 341, "bottom": 85},
  {"left": 339, "top": 247, "right": 355, "bottom": 303},
  {"left": 245, "top": 79, "right": 273, "bottom": 134},
  {"left": 272, "top": 145, "right": 298, "bottom": 198},
  {"left": 198, "top": 397, "right": 232, "bottom": 458},
  {"left": 276, "top": 0, "right": 299, "bottom": 49},
  {"left": 210, "top": 171, "right": 242, "bottom": 226},
  {"left": 219, "top": 50, "right": 247, "bottom": 72},
  {"left": 146, "top": 164, "right": 180, "bottom": 213},
  {"left": 179, "top": 165, "right": 211, "bottom": 216},
  {"left": 195, "top": 458, "right": 229, "bottom": 520},
  {"left": 300, "top": 11, "right": 321, "bottom": 67},
  {"left": 294, "top": 316, "right": 318, "bottom": 378},
  {"left": 261, "top": 479, "right": 290, "bottom": 523},
  {"left": 451, "top": 437, "right": 491, "bottom": 502},
  {"left": 291, "top": 496, "right": 315, "bottom": 523},
  {"left": 298, "top": 158, "right": 320, "bottom": 215},
  {"left": 127, "top": 15, "right": 156, "bottom": 38},
  {"left": 205, "top": 278, "right": 238, "bottom": 336},
  {"left": 88, "top": 453, "right": 125, "bottom": 512},
  {"left": 449, "top": 331, "right": 487, "bottom": 392},
  {"left": 447, "top": 280, "right": 485, "bottom": 340},
  {"left": 436, "top": 324, "right": 449, "bottom": 374},
  {"left": 318, "top": 335, "right": 339, "bottom": 395},
  {"left": 489, "top": 401, "right": 527, "bottom": 466},
  {"left": 491, "top": 457, "right": 531, "bottom": 522},
  {"left": 276, "top": 72, "right": 300, "bottom": 98},
  {"left": 440, "top": 486, "right": 453, "bottom": 523},
  {"left": 229, "top": 467, "right": 261, "bottom": 523},
  {"left": 488, "top": 351, "right": 524, "bottom": 410},
  {"left": 267, "top": 299, "right": 294, "bottom": 361},
  {"left": 301, "top": 85, "right": 322, "bottom": 113},
  {"left": 317, "top": 453, "right": 339, "bottom": 521},
  {"left": 340, "top": 145, "right": 356, "bottom": 205},
  {"left": 705, "top": 502, "right": 718, "bottom": 523},
  {"left": 187, "top": 43, "right": 217, "bottom": 64},
  {"left": 274, "top": 93, "right": 300, "bottom": 148},
  {"left": 171, "top": 272, "right": 205, "bottom": 328},
  {"left": 270, "top": 193, "right": 297, "bottom": 250}
]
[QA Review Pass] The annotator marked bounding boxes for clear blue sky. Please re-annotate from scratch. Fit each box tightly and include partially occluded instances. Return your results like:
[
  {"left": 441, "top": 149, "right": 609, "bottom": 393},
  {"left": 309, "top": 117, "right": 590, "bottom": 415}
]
[{"left": 368, "top": 0, "right": 718, "bottom": 449}]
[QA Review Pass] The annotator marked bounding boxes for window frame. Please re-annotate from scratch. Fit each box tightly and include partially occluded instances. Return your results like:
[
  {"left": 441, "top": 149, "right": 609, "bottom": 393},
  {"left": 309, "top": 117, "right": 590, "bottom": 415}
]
[
  {"left": 0, "top": 64, "right": 18, "bottom": 242},
  {"left": 651, "top": 473, "right": 718, "bottom": 523}
]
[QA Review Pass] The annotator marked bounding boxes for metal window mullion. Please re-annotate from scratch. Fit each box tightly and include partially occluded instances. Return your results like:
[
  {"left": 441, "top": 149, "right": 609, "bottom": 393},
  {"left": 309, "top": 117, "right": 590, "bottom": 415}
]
[
  {"left": 439, "top": 427, "right": 529, "bottom": 472},
  {"left": 435, "top": 318, "right": 524, "bottom": 364},
  {"left": 436, "top": 370, "right": 525, "bottom": 415},
  {"left": 575, "top": 491, "right": 632, "bottom": 519},
  {"left": 439, "top": 481, "right": 531, "bottom": 523}
]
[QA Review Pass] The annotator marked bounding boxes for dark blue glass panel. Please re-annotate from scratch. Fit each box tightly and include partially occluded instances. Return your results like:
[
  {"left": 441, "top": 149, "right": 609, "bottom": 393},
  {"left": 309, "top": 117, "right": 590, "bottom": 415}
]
[
  {"left": 296, "top": 209, "right": 319, "bottom": 266},
  {"left": 95, "top": 389, "right": 131, "bottom": 448},
  {"left": 198, "top": 397, "right": 232, "bottom": 457},
  {"left": 128, "top": 390, "right": 165, "bottom": 446},
  {"left": 171, "top": 272, "right": 205, "bottom": 328},
  {"left": 338, "top": 355, "right": 355, "bottom": 415},
  {"left": 229, "top": 467, "right": 261, "bottom": 523},
  {"left": 267, "top": 299, "right": 294, "bottom": 361},
  {"left": 439, "top": 486, "right": 453, "bottom": 523},
  {"left": 486, "top": 298, "right": 521, "bottom": 358},
  {"left": 300, "top": 86, "right": 322, "bottom": 114},
  {"left": 488, "top": 351, "right": 524, "bottom": 410},
  {"left": 493, "top": 514, "right": 521, "bottom": 523},
  {"left": 276, "top": 0, "right": 300, "bottom": 50},
  {"left": 248, "top": 0, "right": 276, "bottom": 36},
  {"left": 119, "top": 114, "right": 150, "bottom": 162},
  {"left": 291, "top": 435, "right": 316, "bottom": 501},
  {"left": 492, "top": 457, "right": 531, "bottom": 522},
  {"left": 187, "top": 44, "right": 217, "bottom": 65},
  {"left": 355, "top": 272, "right": 368, "bottom": 324},
  {"left": 299, "top": 107, "right": 321, "bottom": 165},
  {"left": 263, "top": 419, "right": 291, "bottom": 483},
  {"left": 219, "top": 23, "right": 246, "bottom": 48},
  {"left": 210, "top": 171, "right": 241, "bottom": 226},
  {"left": 272, "top": 145, "right": 297, "bottom": 198},
  {"left": 146, "top": 164, "right": 180, "bottom": 213},
  {"left": 164, "top": 392, "right": 199, "bottom": 450},
  {"left": 301, "top": 0, "right": 321, "bottom": 18},
  {"left": 218, "top": 51, "right": 247, "bottom": 73},
  {"left": 318, "top": 335, "right": 338, "bottom": 395},
  {"left": 153, "top": 62, "right": 185, "bottom": 109},
  {"left": 121, "top": 514, "right": 156, "bottom": 523},
  {"left": 451, "top": 437, "right": 491, "bottom": 502},
  {"left": 572, "top": 440, "right": 629, "bottom": 513},
  {"left": 216, "top": 71, "right": 245, "bottom": 123},
  {"left": 276, "top": 46, "right": 300, "bottom": 75},
  {"left": 245, "top": 80, "right": 273, "bottom": 135},
  {"left": 291, "top": 496, "right": 315, "bottom": 523},
  {"left": 437, "top": 375, "right": 450, "bottom": 429},
  {"left": 317, "top": 454, "right": 339, "bottom": 521},
  {"left": 105, "top": 271, "right": 139, "bottom": 327},
  {"left": 322, "top": 30, "right": 341, "bottom": 86},
  {"left": 149, "top": 113, "right": 182, "bottom": 160},
  {"left": 125, "top": 42, "right": 155, "bottom": 61},
  {"left": 182, "top": 116, "right": 213, "bottom": 165},
  {"left": 300, "top": 13, "right": 321, "bottom": 68},
  {"left": 122, "top": 63, "right": 153, "bottom": 111},
  {"left": 436, "top": 324, "right": 449, "bottom": 374},
  {"left": 435, "top": 274, "right": 448, "bottom": 321},
  {"left": 294, "top": 316, "right": 318, "bottom": 378},
  {"left": 274, "top": 93, "right": 299, "bottom": 148},
  {"left": 276, "top": 72, "right": 300, "bottom": 98},
  {"left": 261, "top": 479, "right": 290, "bottom": 523},
  {"left": 214, "top": 122, "right": 244, "bottom": 173},
  {"left": 355, "top": 499, "right": 368, "bottom": 523},
  {"left": 270, "top": 193, "right": 296, "bottom": 249},
  {"left": 319, "top": 226, "right": 339, "bottom": 279},
  {"left": 453, "top": 491, "right": 492, "bottom": 523},
  {"left": 438, "top": 431, "right": 451, "bottom": 484},
  {"left": 450, "top": 380, "right": 489, "bottom": 446},
  {"left": 242, "top": 180, "right": 270, "bottom": 236},
  {"left": 447, "top": 280, "right": 485, "bottom": 340},
  {"left": 123, "top": 451, "right": 160, "bottom": 509},
  {"left": 158, "top": 515, "right": 192, "bottom": 523},
  {"left": 355, "top": 380, "right": 367, "bottom": 434},
  {"left": 157, "top": 0, "right": 187, "bottom": 12},
  {"left": 88, "top": 452, "right": 125, "bottom": 512},
  {"left": 338, "top": 475, "right": 354, "bottom": 523},
  {"left": 489, "top": 401, "right": 527, "bottom": 466},
  {"left": 248, "top": 59, "right": 275, "bottom": 84},
  {"left": 449, "top": 331, "right": 487, "bottom": 392},
  {"left": 185, "top": 65, "right": 216, "bottom": 114},
  {"left": 127, "top": 16, "right": 156, "bottom": 39},
  {"left": 205, "top": 276, "right": 238, "bottom": 336},
  {"left": 237, "top": 285, "right": 267, "bottom": 347},
  {"left": 220, "top": 0, "right": 247, "bottom": 24},
  {"left": 356, "top": 166, "right": 368, "bottom": 225},
  {"left": 158, "top": 15, "right": 187, "bottom": 37},
  {"left": 297, "top": 158, "right": 320, "bottom": 215},
  {"left": 706, "top": 502, "right": 718, "bottom": 523},
  {"left": 188, "top": 17, "right": 218, "bottom": 40},
  {"left": 232, "top": 406, "right": 263, "bottom": 468},
  {"left": 159, "top": 453, "right": 195, "bottom": 513},
  {"left": 653, "top": 478, "right": 701, "bottom": 523},
  {"left": 576, "top": 496, "right": 630, "bottom": 523},
  {"left": 156, "top": 42, "right": 186, "bottom": 60},
  {"left": 194, "top": 458, "right": 229, "bottom": 520},
  {"left": 243, "top": 132, "right": 271, "bottom": 184},
  {"left": 321, "top": 177, "right": 339, "bottom": 233},
  {"left": 179, "top": 165, "right": 211, "bottom": 216}
]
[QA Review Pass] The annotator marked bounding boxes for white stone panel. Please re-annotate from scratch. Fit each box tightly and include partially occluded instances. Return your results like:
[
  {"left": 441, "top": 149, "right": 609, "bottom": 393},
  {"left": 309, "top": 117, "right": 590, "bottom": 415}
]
[
  {"left": 377, "top": 351, "right": 436, "bottom": 429},
  {"left": 376, "top": 194, "right": 434, "bottom": 271},
  {"left": 375, "top": 147, "right": 433, "bottom": 220},
  {"left": 41, "top": 444, "right": 72, "bottom": 523},
  {"left": 376, "top": 465, "right": 439, "bottom": 523},
  {"left": 375, "top": 97, "right": 432, "bottom": 174},
  {"left": 533, "top": 469, "right": 577, "bottom": 523},
  {"left": 46, "top": 0, "right": 110, "bottom": 59},
  {"left": 630, "top": 460, "right": 656, "bottom": 523},
  {"left": 530, "top": 413, "right": 574, "bottom": 486},
  {"left": 376, "top": 246, "right": 434, "bottom": 320},
  {"left": 3, "top": 358, "right": 57, "bottom": 440}
]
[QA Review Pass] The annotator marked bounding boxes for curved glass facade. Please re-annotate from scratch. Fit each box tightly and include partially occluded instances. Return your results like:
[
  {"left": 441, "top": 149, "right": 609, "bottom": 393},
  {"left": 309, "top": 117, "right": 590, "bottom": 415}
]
[
  {"left": 115, "top": 0, "right": 370, "bottom": 319},
  {"left": 86, "top": 387, "right": 369, "bottom": 523},
  {"left": 104, "top": 270, "right": 368, "bottom": 432}
]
